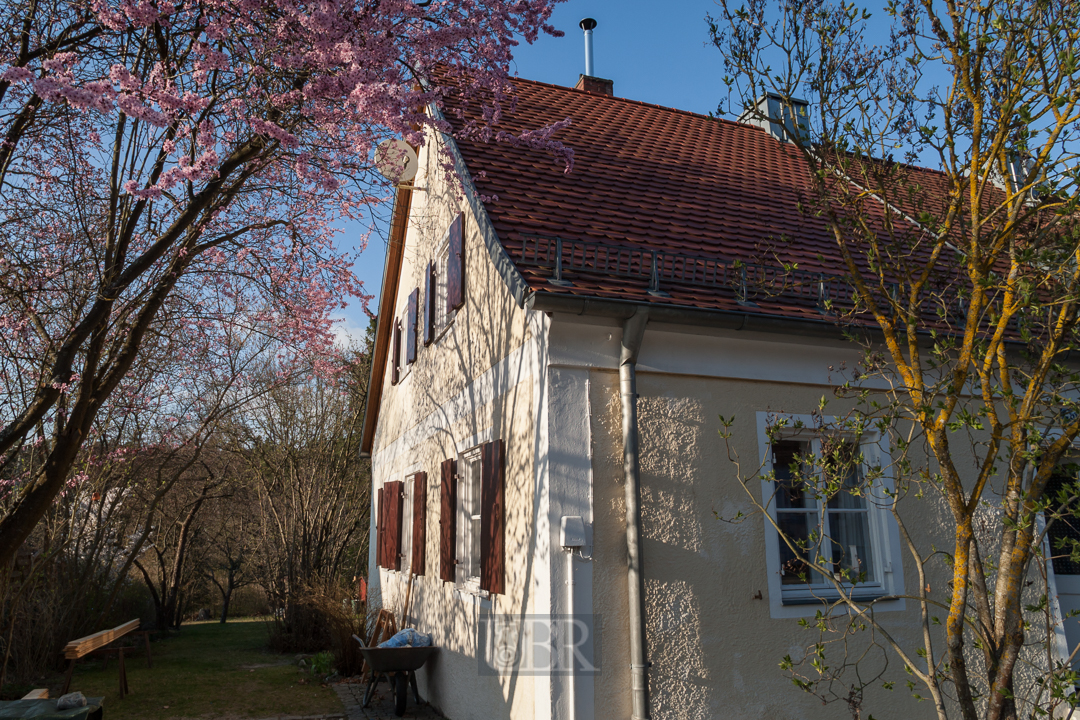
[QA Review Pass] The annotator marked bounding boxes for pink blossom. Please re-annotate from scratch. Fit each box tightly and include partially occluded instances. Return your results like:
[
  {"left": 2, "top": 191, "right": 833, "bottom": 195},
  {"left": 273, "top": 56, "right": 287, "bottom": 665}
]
[
  {"left": 248, "top": 117, "right": 299, "bottom": 148},
  {"left": 42, "top": 53, "right": 79, "bottom": 72},
  {"left": 1, "top": 66, "right": 33, "bottom": 83},
  {"left": 0, "top": 0, "right": 570, "bottom": 561}
]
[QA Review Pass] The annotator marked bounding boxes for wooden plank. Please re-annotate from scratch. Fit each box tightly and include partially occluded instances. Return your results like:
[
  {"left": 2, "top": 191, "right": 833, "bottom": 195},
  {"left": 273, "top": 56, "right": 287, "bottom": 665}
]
[
  {"left": 439, "top": 459, "right": 457, "bottom": 582},
  {"left": 359, "top": 609, "right": 398, "bottom": 678},
  {"left": 386, "top": 481, "right": 403, "bottom": 572},
  {"left": 446, "top": 213, "right": 464, "bottom": 312},
  {"left": 376, "top": 487, "right": 385, "bottom": 567},
  {"left": 63, "top": 619, "right": 140, "bottom": 659},
  {"left": 406, "top": 288, "right": 418, "bottom": 364},
  {"left": 480, "top": 439, "right": 505, "bottom": 595},
  {"left": 21, "top": 689, "right": 48, "bottom": 700},
  {"left": 411, "top": 472, "right": 427, "bottom": 576},
  {"left": 424, "top": 261, "right": 435, "bottom": 345}
]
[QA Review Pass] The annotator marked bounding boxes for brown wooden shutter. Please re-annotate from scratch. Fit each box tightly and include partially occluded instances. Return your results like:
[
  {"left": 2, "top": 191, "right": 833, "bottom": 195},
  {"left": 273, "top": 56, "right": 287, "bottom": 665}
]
[
  {"left": 406, "top": 289, "right": 418, "bottom": 364},
  {"left": 446, "top": 214, "right": 464, "bottom": 314},
  {"left": 376, "top": 487, "right": 386, "bottom": 568},
  {"left": 439, "top": 459, "right": 457, "bottom": 582},
  {"left": 381, "top": 486, "right": 392, "bottom": 568},
  {"left": 480, "top": 439, "right": 505, "bottom": 595},
  {"left": 411, "top": 472, "right": 427, "bottom": 576},
  {"left": 390, "top": 320, "right": 401, "bottom": 385},
  {"left": 386, "top": 481, "right": 403, "bottom": 571},
  {"left": 388, "top": 481, "right": 406, "bottom": 569},
  {"left": 424, "top": 261, "right": 435, "bottom": 346}
]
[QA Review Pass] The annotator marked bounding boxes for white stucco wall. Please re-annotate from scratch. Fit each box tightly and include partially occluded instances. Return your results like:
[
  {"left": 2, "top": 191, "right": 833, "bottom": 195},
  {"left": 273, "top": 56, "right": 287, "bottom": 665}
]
[
  {"left": 547, "top": 315, "right": 950, "bottom": 720},
  {"left": 368, "top": 130, "right": 547, "bottom": 720}
]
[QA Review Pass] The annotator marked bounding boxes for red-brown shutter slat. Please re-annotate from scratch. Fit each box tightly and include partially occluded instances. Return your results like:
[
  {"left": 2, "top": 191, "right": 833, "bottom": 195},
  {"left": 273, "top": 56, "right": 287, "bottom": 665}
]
[
  {"left": 387, "top": 481, "right": 403, "bottom": 572},
  {"left": 424, "top": 261, "right": 435, "bottom": 346},
  {"left": 390, "top": 320, "right": 401, "bottom": 385},
  {"left": 376, "top": 487, "right": 385, "bottom": 568},
  {"left": 384, "top": 486, "right": 392, "bottom": 569},
  {"left": 411, "top": 472, "right": 427, "bottom": 576},
  {"left": 446, "top": 214, "right": 464, "bottom": 314},
  {"left": 406, "top": 289, "right": 418, "bottom": 364},
  {"left": 480, "top": 439, "right": 505, "bottom": 595},
  {"left": 439, "top": 459, "right": 457, "bottom": 582}
]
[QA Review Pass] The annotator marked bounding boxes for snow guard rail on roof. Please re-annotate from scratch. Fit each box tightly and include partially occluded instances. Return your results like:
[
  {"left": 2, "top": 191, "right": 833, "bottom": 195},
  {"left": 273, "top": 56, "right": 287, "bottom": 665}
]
[{"left": 515, "top": 233, "right": 892, "bottom": 314}]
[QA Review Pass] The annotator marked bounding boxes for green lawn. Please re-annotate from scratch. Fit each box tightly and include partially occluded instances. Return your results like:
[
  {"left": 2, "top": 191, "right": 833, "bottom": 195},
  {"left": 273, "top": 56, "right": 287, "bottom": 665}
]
[{"left": 56, "top": 618, "right": 343, "bottom": 720}]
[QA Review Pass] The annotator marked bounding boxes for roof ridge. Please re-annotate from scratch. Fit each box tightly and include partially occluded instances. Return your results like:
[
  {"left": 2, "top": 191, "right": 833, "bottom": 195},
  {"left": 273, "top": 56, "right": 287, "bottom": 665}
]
[{"left": 507, "top": 75, "right": 747, "bottom": 129}]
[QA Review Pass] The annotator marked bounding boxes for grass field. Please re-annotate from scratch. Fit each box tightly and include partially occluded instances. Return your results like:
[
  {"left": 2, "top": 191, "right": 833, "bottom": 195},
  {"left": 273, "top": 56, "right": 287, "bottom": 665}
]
[{"left": 55, "top": 618, "right": 343, "bottom": 720}]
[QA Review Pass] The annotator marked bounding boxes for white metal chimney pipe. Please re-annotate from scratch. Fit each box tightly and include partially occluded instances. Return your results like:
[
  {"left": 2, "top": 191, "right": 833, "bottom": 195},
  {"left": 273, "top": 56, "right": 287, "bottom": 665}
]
[{"left": 580, "top": 18, "right": 597, "bottom": 77}]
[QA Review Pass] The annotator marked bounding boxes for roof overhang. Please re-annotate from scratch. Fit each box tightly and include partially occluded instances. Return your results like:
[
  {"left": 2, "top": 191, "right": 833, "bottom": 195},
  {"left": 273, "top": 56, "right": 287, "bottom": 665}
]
[
  {"left": 360, "top": 185, "right": 413, "bottom": 457},
  {"left": 526, "top": 290, "right": 873, "bottom": 342}
]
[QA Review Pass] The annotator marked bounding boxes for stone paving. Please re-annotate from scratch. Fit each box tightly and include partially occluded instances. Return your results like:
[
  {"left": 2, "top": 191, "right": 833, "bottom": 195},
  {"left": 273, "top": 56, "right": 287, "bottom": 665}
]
[{"left": 334, "top": 678, "right": 445, "bottom": 719}]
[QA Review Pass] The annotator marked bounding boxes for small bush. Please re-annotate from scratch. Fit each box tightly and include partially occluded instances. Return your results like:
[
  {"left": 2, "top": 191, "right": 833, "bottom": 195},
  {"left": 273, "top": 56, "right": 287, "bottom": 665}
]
[
  {"left": 265, "top": 585, "right": 364, "bottom": 676},
  {"left": 311, "top": 651, "right": 335, "bottom": 677}
]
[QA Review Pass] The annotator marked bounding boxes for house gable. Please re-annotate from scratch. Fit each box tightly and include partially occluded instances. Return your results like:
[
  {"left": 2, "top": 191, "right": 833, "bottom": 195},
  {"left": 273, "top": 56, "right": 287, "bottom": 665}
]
[{"left": 361, "top": 105, "right": 535, "bottom": 456}]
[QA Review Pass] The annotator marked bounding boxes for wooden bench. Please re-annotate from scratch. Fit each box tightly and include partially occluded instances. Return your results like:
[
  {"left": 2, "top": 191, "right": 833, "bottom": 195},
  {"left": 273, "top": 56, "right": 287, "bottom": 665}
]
[{"left": 60, "top": 619, "right": 151, "bottom": 699}]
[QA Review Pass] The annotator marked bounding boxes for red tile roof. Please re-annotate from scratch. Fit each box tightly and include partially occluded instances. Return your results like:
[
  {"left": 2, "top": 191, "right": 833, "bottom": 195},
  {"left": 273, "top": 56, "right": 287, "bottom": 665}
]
[{"left": 446, "top": 77, "right": 950, "bottom": 322}]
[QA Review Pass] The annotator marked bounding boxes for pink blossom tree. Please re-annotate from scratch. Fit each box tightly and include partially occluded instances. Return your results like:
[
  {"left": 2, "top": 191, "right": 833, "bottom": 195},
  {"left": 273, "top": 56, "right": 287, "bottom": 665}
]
[{"left": 0, "top": 0, "right": 568, "bottom": 567}]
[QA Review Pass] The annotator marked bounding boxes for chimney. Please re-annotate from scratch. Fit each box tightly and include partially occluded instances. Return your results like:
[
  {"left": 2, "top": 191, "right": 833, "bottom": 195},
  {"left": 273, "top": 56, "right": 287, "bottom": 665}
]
[{"left": 574, "top": 18, "right": 614, "bottom": 96}]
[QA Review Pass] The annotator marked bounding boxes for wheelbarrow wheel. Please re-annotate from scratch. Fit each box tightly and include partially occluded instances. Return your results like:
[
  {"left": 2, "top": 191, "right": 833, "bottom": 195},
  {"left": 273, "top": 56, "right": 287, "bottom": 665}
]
[{"left": 394, "top": 672, "right": 408, "bottom": 717}]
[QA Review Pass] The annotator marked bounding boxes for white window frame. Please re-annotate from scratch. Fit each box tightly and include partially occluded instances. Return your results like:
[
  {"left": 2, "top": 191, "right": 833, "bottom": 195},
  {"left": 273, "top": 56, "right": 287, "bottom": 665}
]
[
  {"left": 389, "top": 464, "right": 420, "bottom": 576},
  {"left": 456, "top": 446, "right": 483, "bottom": 593},
  {"left": 431, "top": 233, "right": 457, "bottom": 344},
  {"left": 454, "top": 428, "right": 495, "bottom": 597},
  {"left": 757, "top": 411, "right": 906, "bottom": 618}
]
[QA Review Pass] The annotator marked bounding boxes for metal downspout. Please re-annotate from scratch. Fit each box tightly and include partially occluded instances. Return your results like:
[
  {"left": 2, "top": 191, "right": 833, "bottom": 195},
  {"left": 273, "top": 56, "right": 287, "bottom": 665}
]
[{"left": 620, "top": 307, "right": 650, "bottom": 720}]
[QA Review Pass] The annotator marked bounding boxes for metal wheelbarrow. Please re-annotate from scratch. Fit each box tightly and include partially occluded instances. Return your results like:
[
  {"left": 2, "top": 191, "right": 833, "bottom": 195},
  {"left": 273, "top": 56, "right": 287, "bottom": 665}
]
[{"left": 353, "top": 635, "right": 438, "bottom": 717}]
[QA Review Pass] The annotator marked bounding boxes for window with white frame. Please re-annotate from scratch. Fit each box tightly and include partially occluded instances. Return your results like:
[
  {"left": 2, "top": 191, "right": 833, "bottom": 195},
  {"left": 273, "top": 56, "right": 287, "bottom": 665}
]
[
  {"left": 431, "top": 239, "right": 453, "bottom": 338},
  {"left": 457, "top": 446, "right": 482, "bottom": 588},
  {"left": 758, "top": 412, "right": 905, "bottom": 617},
  {"left": 772, "top": 439, "right": 874, "bottom": 585}
]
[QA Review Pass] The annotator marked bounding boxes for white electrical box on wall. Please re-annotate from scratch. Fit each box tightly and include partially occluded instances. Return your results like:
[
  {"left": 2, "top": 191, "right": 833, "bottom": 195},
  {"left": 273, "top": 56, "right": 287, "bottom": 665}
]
[{"left": 560, "top": 515, "right": 586, "bottom": 549}]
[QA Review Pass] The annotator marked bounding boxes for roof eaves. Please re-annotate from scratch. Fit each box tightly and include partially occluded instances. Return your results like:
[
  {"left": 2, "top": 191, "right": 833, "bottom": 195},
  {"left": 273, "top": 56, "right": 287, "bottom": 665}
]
[
  {"left": 526, "top": 290, "right": 870, "bottom": 343},
  {"left": 430, "top": 103, "right": 532, "bottom": 308},
  {"left": 360, "top": 185, "right": 412, "bottom": 456},
  {"left": 528, "top": 290, "right": 1034, "bottom": 350}
]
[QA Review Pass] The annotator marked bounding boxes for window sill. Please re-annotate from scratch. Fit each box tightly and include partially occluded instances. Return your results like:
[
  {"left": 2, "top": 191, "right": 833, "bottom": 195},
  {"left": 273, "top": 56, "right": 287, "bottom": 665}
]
[
  {"left": 432, "top": 311, "right": 457, "bottom": 347},
  {"left": 781, "top": 592, "right": 886, "bottom": 606},
  {"left": 786, "top": 587, "right": 885, "bottom": 608},
  {"left": 455, "top": 579, "right": 487, "bottom": 598}
]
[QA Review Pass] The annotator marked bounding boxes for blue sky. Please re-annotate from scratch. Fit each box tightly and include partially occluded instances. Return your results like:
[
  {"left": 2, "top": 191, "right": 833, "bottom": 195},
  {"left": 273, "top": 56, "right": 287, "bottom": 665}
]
[{"left": 333, "top": 1, "right": 751, "bottom": 342}]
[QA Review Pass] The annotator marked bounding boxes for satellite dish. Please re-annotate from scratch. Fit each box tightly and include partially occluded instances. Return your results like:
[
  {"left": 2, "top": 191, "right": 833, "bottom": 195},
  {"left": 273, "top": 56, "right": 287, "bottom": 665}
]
[{"left": 374, "top": 139, "right": 418, "bottom": 184}]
